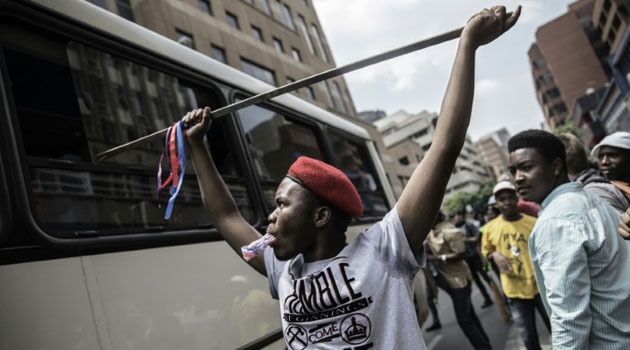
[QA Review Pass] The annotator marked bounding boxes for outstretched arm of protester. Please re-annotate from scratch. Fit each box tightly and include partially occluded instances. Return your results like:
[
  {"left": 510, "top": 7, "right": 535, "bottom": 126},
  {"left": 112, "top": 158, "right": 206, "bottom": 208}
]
[
  {"left": 619, "top": 208, "right": 630, "bottom": 240},
  {"left": 183, "top": 107, "right": 267, "bottom": 276},
  {"left": 396, "top": 5, "right": 521, "bottom": 252}
]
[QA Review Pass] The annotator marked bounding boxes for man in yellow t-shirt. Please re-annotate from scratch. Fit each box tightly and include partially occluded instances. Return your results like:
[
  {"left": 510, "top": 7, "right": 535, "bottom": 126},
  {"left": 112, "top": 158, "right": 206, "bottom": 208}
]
[{"left": 482, "top": 181, "right": 550, "bottom": 350}]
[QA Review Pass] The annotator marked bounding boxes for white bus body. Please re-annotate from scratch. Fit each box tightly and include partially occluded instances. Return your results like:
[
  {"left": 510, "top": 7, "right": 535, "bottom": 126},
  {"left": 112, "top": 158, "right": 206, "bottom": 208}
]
[{"left": 0, "top": 0, "right": 397, "bottom": 349}]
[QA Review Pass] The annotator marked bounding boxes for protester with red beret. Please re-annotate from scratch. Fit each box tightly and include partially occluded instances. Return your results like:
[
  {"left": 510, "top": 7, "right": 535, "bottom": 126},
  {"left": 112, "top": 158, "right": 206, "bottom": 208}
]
[{"left": 182, "top": 6, "right": 520, "bottom": 349}]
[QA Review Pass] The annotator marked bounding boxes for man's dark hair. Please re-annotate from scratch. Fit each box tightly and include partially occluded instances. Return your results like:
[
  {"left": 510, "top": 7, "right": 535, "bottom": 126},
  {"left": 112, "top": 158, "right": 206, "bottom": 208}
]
[{"left": 508, "top": 130, "right": 567, "bottom": 173}]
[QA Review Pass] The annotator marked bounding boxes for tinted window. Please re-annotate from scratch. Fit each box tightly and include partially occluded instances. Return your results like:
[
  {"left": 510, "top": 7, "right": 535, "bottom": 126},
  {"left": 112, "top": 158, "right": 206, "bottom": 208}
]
[
  {"left": 328, "top": 132, "right": 388, "bottom": 218},
  {"left": 1, "top": 22, "right": 254, "bottom": 237},
  {"left": 237, "top": 103, "right": 325, "bottom": 211}
]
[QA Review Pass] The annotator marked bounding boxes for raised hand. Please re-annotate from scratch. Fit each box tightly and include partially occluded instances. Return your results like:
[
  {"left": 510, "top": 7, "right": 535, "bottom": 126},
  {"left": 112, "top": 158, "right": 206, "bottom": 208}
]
[
  {"left": 462, "top": 5, "right": 521, "bottom": 49},
  {"left": 182, "top": 106, "right": 212, "bottom": 145}
]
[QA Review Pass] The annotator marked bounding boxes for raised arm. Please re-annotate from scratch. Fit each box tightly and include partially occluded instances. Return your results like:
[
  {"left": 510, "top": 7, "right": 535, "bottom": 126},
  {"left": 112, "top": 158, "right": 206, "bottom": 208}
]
[
  {"left": 184, "top": 108, "right": 266, "bottom": 276},
  {"left": 397, "top": 6, "right": 521, "bottom": 252}
]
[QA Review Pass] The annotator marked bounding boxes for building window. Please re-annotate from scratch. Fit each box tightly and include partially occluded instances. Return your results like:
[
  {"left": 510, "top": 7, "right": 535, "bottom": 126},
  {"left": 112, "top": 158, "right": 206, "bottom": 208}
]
[
  {"left": 226, "top": 11, "right": 240, "bottom": 30},
  {"left": 292, "top": 48, "right": 302, "bottom": 62},
  {"left": 198, "top": 0, "right": 212, "bottom": 15},
  {"left": 310, "top": 24, "right": 328, "bottom": 62},
  {"left": 116, "top": 0, "right": 134, "bottom": 22},
  {"left": 604, "top": 0, "right": 611, "bottom": 12},
  {"left": 532, "top": 58, "right": 545, "bottom": 69},
  {"left": 297, "top": 15, "right": 316, "bottom": 55},
  {"left": 599, "top": 12, "right": 608, "bottom": 26},
  {"left": 242, "top": 58, "right": 276, "bottom": 86},
  {"left": 261, "top": 0, "right": 272, "bottom": 15},
  {"left": 273, "top": 37, "right": 284, "bottom": 53},
  {"left": 553, "top": 102, "right": 567, "bottom": 114},
  {"left": 608, "top": 29, "right": 616, "bottom": 43},
  {"left": 539, "top": 73, "right": 554, "bottom": 85},
  {"left": 251, "top": 25, "right": 263, "bottom": 42},
  {"left": 413, "top": 128, "right": 428, "bottom": 138},
  {"left": 331, "top": 82, "right": 348, "bottom": 113},
  {"left": 211, "top": 44, "right": 226, "bottom": 63},
  {"left": 275, "top": 1, "right": 295, "bottom": 30},
  {"left": 275, "top": 1, "right": 284, "bottom": 23},
  {"left": 322, "top": 82, "right": 336, "bottom": 108},
  {"left": 399, "top": 156, "right": 410, "bottom": 165},
  {"left": 282, "top": 4, "right": 296, "bottom": 30},
  {"left": 305, "top": 86, "right": 315, "bottom": 100},
  {"left": 176, "top": 29, "right": 195, "bottom": 49},
  {"left": 87, "top": 0, "right": 107, "bottom": 9}
]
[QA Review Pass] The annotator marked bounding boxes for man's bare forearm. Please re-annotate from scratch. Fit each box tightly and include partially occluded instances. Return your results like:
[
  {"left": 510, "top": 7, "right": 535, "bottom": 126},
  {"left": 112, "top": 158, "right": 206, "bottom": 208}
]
[
  {"left": 397, "top": 39, "right": 476, "bottom": 250},
  {"left": 184, "top": 108, "right": 266, "bottom": 275}
]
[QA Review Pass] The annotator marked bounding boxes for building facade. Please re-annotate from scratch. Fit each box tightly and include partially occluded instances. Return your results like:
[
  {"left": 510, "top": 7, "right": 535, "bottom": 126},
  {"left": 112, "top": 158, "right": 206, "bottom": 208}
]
[
  {"left": 529, "top": 0, "right": 630, "bottom": 145},
  {"left": 528, "top": 0, "right": 610, "bottom": 130},
  {"left": 373, "top": 110, "right": 491, "bottom": 200},
  {"left": 591, "top": 0, "right": 630, "bottom": 136},
  {"left": 474, "top": 128, "right": 511, "bottom": 181},
  {"left": 86, "top": 0, "right": 357, "bottom": 120},
  {"left": 84, "top": 0, "right": 414, "bottom": 198}
]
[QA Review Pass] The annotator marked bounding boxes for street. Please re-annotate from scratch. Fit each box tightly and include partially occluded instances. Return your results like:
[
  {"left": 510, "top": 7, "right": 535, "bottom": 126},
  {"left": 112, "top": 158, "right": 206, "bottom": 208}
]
[{"left": 422, "top": 275, "right": 551, "bottom": 350}]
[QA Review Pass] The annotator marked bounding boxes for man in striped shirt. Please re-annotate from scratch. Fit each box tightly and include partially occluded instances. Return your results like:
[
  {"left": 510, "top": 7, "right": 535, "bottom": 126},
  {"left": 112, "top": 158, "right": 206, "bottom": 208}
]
[{"left": 507, "top": 130, "right": 630, "bottom": 350}]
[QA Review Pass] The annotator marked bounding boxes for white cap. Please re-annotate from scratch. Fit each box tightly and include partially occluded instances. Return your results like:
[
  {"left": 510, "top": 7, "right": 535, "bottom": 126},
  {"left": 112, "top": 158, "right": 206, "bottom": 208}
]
[
  {"left": 487, "top": 195, "right": 496, "bottom": 206},
  {"left": 591, "top": 131, "right": 630, "bottom": 156},
  {"left": 493, "top": 181, "right": 516, "bottom": 195}
]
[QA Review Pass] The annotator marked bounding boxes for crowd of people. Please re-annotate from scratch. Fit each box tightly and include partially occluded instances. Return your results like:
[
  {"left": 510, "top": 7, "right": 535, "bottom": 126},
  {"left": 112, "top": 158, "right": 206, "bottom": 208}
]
[
  {"left": 422, "top": 130, "right": 630, "bottom": 350},
  {"left": 177, "top": 5, "right": 630, "bottom": 349}
]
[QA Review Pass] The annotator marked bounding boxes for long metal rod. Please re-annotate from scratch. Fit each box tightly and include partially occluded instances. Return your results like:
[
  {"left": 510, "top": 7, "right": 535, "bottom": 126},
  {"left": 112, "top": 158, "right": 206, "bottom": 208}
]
[{"left": 95, "top": 26, "right": 464, "bottom": 162}]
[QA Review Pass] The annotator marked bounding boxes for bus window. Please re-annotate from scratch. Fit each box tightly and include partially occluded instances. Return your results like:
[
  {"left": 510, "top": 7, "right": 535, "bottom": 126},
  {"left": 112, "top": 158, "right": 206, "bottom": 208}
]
[
  {"left": 0, "top": 21, "right": 254, "bottom": 239},
  {"left": 236, "top": 103, "right": 327, "bottom": 212},
  {"left": 328, "top": 132, "right": 389, "bottom": 218}
]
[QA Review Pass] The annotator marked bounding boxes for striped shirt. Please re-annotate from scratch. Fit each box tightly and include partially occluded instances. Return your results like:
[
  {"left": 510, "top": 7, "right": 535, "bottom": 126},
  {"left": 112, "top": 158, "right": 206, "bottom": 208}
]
[{"left": 529, "top": 182, "right": 630, "bottom": 350}]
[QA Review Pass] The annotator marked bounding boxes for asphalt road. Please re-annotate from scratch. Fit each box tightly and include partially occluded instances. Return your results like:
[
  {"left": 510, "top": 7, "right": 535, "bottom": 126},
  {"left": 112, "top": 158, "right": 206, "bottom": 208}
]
[{"left": 421, "top": 274, "right": 551, "bottom": 350}]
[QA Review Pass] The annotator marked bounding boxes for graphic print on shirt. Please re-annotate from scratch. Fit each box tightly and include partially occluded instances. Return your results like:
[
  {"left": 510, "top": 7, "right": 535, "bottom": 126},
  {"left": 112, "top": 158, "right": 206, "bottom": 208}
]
[
  {"left": 503, "top": 233, "right": 526, "bottom": 274},
  {"left": 283, "top": 260, "right": 373, "bottom": 349}
]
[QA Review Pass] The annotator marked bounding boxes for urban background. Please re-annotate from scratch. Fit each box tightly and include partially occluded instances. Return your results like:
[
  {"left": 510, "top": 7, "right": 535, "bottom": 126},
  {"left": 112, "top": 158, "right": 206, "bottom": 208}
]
[{"left": 88, "top": 0, "right": 629, "bottom": 216}]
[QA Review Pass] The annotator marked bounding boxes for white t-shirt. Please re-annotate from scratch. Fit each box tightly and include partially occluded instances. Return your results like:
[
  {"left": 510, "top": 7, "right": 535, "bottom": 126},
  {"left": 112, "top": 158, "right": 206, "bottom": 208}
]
[{"left": 264, "top": 207, "right": 427, "bottom": 349}]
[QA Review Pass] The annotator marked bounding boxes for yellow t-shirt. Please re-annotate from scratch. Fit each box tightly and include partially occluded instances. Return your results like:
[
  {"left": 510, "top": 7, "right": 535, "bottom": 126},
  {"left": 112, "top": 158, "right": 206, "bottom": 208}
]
[{"left": 481, "top": 214, "right": 539, "bottom": 299}]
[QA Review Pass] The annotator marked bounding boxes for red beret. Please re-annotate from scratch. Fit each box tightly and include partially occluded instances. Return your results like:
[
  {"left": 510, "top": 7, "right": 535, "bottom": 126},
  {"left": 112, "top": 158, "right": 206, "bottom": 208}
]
[{"left": 287, "top": 156, "right": 363, "bottom": 217}]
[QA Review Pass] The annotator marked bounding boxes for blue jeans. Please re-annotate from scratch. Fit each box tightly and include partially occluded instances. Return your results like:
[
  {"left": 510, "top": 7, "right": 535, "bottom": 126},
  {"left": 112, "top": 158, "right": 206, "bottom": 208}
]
[{"left": 508, "top": 294, "right": 551, "bottom": 350}]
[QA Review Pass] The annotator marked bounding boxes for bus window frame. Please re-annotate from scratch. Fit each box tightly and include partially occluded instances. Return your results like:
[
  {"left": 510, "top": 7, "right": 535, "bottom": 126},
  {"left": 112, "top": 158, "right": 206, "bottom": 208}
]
[
  {"left": 231, "top": 91, "right": 335, "bottom": 217},
  {"left": 231, "top": 90, "right": 390, "bottom": 224},
  {"left": 0, "top": 6, "right": 267, "bottom": 250},
  {"left": 322, "top": 125, "right": 391, "bottom": 223}
]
